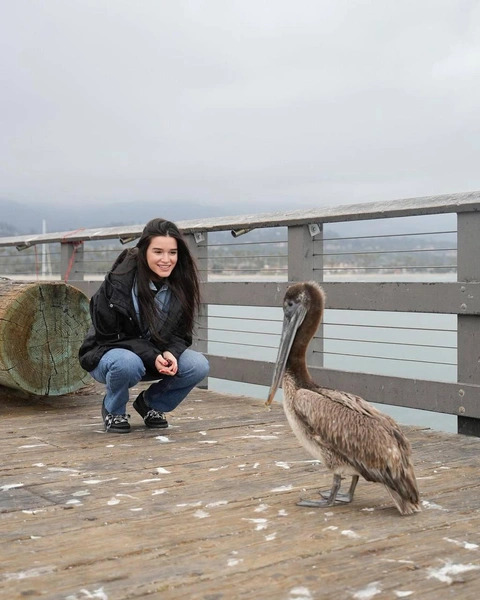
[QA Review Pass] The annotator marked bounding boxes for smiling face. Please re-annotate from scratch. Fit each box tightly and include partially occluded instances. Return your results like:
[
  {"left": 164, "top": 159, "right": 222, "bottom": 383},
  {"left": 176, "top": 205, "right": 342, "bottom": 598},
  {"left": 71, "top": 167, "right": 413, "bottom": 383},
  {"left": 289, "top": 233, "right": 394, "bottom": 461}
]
[{"left": 146, "top": 235, "right": 178, "bottom": 278}]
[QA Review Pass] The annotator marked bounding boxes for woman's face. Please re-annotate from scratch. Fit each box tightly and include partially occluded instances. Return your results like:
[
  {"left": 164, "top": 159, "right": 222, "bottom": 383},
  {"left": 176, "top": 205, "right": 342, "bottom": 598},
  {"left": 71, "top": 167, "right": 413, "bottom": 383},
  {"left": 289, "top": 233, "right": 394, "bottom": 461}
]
[{"left": 146, "top": 235, "right": 178, "bottom": 278}]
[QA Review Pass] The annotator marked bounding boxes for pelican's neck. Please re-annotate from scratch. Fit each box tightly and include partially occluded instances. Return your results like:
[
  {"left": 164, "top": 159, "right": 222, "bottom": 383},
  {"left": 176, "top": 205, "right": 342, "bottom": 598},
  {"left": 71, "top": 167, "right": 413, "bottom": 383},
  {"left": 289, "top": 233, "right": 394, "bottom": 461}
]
[{"left": 285, "top": 305, "right": 322, "bottom": 390}]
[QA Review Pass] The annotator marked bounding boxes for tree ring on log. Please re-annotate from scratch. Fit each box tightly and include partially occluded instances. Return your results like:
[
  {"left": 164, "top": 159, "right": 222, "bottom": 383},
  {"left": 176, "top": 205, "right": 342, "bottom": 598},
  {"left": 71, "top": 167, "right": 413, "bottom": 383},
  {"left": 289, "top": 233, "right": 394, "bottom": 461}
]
[{"left": 0, "top": 281, "right": 91, "bottom": 396}]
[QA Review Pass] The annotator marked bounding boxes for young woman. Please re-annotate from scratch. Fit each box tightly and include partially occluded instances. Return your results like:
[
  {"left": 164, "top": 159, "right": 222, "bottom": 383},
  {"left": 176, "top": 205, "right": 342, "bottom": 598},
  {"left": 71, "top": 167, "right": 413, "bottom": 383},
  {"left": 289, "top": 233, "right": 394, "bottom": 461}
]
[{"left": 79, "top": 218, "right": 209, "bottom": 433}]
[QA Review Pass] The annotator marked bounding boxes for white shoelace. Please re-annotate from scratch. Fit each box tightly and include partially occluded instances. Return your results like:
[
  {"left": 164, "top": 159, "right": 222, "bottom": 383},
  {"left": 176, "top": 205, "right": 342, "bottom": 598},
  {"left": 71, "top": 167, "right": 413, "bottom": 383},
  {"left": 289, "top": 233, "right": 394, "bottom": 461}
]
[
  {"left": 104, "top": 413, "right": 129, "bottom": 431},
  {"left": 145, "top": 409, "right": 166, "bottom": 420}
]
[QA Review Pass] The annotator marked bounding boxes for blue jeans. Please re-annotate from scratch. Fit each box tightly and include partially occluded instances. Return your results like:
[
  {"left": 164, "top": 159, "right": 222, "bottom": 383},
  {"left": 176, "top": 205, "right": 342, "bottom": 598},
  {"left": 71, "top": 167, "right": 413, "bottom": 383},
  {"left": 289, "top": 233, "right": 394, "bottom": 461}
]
[{"left": 89, "top": 348, "right": 209, "bottom": 415}]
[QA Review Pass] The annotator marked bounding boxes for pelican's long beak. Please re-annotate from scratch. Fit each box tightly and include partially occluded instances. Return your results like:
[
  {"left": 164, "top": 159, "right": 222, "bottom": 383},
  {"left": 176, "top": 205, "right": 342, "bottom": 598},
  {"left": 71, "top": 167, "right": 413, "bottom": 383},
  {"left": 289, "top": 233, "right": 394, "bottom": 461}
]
[{"left": 265, "top": 302, "right": 307, "bottom": 406}]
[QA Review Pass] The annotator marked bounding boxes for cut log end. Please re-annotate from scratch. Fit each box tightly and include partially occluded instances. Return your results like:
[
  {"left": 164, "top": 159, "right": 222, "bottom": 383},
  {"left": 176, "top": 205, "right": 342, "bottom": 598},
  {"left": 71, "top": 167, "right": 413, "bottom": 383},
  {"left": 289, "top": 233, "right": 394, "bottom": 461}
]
[{"left": 0, "top": 281, "right": 91, "bottom": 396}]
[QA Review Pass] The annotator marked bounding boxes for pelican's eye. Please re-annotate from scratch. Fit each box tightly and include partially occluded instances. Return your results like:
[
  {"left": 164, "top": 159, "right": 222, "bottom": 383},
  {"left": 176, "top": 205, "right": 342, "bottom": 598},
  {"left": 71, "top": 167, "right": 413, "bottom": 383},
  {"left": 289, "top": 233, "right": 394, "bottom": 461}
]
[{"left": 284, "top": 298, "right": 297, "bottom": 318}]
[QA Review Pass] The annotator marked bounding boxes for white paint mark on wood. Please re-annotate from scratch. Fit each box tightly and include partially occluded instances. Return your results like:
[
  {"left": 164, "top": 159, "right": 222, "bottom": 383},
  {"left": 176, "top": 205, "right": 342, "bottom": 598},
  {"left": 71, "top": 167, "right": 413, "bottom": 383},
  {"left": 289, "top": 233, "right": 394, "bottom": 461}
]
[
  {"left": 206, "top": 500, "right": 228, "bottom": 508},
  {"left": 155, "top": 436, "right": 171, "bottom": 443},
  {"left": 32, "top": 463, "right": 45, "bottom": 467},
  {"left": 227, "top": 558, "right": 243, "bottom": 567},
  {"left": 265, "top": 532, "right": 277, "bottom": 541},
  {"left": 18, "top": 444, "right": 48, "bottom": 448},
  {"left": 123, "top": 478, "right": 163, "bottom": 484},
  {"left": 243, "top": 518, "right": 268, "bottom": 531},
  {"left": 156, "top": 467, "right": 171, "bottom": 474},
  {"left": 194, "top": 510, "right": 210, "bottom": 518},
  {"left": 288, "top": 587, "right": 312, "bottom": 600},
  {"left": 352, "top": 581, "right": 382, "bottom": 599},
  {"left": 275, "top": 461, "right": 290, "bottom": 469},
  {"left": 255, "top": 504, "right": 269, "bottom": 513},
  {"left": 422, "top": 500, "right": 448, "bottom": 511},
  {"left": 199, "top": 431, "right": 207, "bottom": 435},
  {"left": 382, "top": 559, "right": 415, "bottom": 565},
  {"left": 66, "top": 499, "right": 82, "bottom": 505},
  {"left": 152, "top": 489, "right": 166, "bottom": 495},
  {"left": 72, "top": 490, "right": 90, "bottom": 497},
  {"left": 270, "top": 484, "right": 293, "bottom": 492},
  {"left": 278, "top": 509, "right": 288, "bottom": 516},
  {"left": 1, "top": 483, "right": 23, "bottom": 491},
  {"left": 130, "top": 508, "right": 143, "bottom": 511},
  {"left": 199, "top": 440, "right": 218, "bottom": 444},
  {"left": 427, "top": 560, "right": 480, "bottom": 584},
  {"left": 444, "top": 537, "right": 479, "bottom": 550},
  {"left": 22, "top": 509, "right": 46, "bottom": 515},
  {"left": 65, "top": 587, "right": 108, "bottom": 599},
  {"left": 48, "top": 467, "right": 79, "bottom": 473},
  {"left": 394, "top": 592, "right": 413, "bottom": 598},
  {"left": 3, "top": 565, "right": 56, "bottom": 580},
  {"left": 107, "top": 498, "right": 120, "bottom": 506},
  {"left": 237, "top": 435, "right": 278, "bottom": 440},
  {"left": 342, "top": 530, "right": 360, "bottom": 539},
  {"left": 83, "top": 478, "right": 118, "bottom": 485},
  {"left": 177, "top": 501, "right": 202, "bottom": 507}
]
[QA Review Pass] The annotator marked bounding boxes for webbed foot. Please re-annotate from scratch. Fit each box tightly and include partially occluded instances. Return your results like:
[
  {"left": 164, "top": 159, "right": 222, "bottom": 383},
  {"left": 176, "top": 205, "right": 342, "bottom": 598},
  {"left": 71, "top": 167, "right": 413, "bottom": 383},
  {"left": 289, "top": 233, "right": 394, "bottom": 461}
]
[
  {"left": 296, "top": 498, "right": 332, "bottom": 508},
  {"left": 318, "top": 490, "right": 354, "bottom": 504}
]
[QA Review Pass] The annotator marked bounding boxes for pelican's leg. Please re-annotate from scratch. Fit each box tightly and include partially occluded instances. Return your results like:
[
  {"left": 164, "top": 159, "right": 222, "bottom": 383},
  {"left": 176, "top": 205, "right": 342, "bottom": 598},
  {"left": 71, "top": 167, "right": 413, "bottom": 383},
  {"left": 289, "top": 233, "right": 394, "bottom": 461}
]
[
  {"left": 297, "top": 474, "right": 343, "bottom": 508},
  {"left": 319, "top": 475, "right": 359, "bottom": 504}
]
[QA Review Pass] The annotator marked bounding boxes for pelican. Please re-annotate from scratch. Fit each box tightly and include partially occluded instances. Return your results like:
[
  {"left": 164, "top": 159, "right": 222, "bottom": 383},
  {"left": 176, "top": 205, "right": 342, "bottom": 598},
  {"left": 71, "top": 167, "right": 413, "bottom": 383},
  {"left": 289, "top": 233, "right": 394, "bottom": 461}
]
[{"left": 266, "top": 281, "right": 421, "bottom": 516}]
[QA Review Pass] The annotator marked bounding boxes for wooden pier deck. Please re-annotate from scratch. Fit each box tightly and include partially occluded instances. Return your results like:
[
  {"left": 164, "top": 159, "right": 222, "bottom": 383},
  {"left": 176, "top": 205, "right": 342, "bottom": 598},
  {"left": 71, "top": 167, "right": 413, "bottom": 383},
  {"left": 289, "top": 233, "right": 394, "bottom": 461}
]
[{"left": 2, "top": 382, "right": 480, "bottom": 600}]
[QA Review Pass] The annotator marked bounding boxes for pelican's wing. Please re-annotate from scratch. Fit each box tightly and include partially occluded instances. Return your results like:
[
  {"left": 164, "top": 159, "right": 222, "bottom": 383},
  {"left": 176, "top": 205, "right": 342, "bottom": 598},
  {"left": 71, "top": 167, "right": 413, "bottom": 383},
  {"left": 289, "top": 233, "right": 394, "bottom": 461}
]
[{"left": 292, "top": 388, "right": 413, "bottom": 483}]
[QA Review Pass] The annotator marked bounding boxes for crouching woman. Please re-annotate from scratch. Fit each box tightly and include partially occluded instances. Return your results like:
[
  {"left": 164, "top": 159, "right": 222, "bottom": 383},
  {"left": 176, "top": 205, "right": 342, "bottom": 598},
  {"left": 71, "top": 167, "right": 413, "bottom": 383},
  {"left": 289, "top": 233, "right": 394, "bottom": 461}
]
[{"left": 79, "top": 218, "right": 209, "bottom": 433}]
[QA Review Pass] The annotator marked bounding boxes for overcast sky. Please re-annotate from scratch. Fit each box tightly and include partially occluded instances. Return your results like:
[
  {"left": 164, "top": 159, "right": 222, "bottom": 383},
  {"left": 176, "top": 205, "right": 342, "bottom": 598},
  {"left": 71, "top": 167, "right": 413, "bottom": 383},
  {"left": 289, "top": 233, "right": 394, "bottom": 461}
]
[{"left": 1, "top": 0, "right": 479, "bottom": 210}]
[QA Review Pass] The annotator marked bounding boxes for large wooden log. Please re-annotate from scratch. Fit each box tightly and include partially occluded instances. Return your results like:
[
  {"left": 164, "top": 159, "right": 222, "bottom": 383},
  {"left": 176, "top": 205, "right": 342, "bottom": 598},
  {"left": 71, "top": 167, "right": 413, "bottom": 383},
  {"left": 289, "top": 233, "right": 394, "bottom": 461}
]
[{"left": 0, "top": 281, "right": 91, "bottom": 396}]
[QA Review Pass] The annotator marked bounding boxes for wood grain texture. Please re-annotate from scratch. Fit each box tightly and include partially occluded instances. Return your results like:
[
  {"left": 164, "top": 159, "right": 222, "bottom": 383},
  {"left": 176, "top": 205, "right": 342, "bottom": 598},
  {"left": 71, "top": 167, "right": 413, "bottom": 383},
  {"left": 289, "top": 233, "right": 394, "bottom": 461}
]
[
  {"left": 0, "top": 281, "right": 91, "bottom": 396},
  {"left": 1, "top": 383, "right": 480, "bottom": 599}
]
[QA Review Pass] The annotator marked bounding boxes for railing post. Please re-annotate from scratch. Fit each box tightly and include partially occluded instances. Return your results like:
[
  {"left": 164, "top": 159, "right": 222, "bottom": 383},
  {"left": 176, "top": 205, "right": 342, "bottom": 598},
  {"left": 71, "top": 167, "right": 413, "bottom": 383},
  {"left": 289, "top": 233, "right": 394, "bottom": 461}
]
[
  {"left": 457, "top": 212, "right": 480, "bottom": 436},
  {"left": 60, "top": 241, "right": 84, "bottom": 283},
  {"left": 288, "top": 224, "right": 323, "bottom": 368},
  {"left": 185, "top": 232, "right": 209, "bottom": 389}
]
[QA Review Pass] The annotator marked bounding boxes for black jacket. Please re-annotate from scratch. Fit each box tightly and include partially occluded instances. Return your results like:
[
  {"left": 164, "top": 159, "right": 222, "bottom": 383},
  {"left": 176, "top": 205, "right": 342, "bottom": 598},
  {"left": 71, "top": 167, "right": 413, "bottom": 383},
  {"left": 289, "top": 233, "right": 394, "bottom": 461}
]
[{"left": 78, "top": 250, "right": 191, "bottom": 374}]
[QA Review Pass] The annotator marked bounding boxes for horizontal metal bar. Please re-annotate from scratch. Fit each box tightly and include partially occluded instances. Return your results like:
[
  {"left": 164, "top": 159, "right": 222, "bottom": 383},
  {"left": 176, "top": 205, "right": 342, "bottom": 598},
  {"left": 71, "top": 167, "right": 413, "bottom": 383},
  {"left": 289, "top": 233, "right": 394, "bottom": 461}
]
[{"left": 316, "top": 248, "right": 456, "bottom": 256}]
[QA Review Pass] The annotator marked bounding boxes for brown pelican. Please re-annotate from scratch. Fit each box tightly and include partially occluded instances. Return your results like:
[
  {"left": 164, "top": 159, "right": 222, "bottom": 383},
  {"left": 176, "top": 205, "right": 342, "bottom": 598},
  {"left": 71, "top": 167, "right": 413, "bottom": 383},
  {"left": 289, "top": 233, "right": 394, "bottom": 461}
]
[{"left": 266, "top": 281, "right": 421, "bottom": 516}]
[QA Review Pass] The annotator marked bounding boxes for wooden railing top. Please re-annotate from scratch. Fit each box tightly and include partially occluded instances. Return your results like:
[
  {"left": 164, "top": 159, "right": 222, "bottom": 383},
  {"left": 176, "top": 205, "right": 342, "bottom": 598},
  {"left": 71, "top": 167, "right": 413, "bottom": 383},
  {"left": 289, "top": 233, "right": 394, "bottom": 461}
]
[{"left": 1, "top": 190, "right": 479, "bottom": 248}]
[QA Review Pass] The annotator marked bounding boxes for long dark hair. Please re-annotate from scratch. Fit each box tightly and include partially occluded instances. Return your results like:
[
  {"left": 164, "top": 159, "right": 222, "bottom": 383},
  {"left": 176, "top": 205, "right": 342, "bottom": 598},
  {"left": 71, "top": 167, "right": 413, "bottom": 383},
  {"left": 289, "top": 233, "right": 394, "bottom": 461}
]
[{"left": 133, "top": 218, "right": 200, "bottom": 342}]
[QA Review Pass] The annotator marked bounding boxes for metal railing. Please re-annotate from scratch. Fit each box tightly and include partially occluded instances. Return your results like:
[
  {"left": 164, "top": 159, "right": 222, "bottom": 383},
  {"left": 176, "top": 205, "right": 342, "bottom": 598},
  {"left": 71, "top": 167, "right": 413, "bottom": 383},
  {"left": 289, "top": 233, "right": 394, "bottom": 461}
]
[{"left": 1, "top": 190, "right": 480, "bottom": 436}]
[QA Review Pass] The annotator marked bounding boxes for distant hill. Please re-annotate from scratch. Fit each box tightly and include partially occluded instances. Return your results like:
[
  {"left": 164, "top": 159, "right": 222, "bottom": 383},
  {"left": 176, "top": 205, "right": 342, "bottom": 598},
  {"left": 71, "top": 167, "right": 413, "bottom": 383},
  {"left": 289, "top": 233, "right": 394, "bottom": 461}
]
[{"left": 0, "top": 197, "right": 235, "bottom": 235}]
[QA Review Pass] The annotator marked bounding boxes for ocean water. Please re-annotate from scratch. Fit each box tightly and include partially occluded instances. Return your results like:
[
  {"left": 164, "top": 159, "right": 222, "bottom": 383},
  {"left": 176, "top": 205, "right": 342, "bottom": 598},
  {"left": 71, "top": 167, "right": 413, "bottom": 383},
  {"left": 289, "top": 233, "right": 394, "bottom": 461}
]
[{"left": 206, "top": 304, "right": 458, "bottom": 434}]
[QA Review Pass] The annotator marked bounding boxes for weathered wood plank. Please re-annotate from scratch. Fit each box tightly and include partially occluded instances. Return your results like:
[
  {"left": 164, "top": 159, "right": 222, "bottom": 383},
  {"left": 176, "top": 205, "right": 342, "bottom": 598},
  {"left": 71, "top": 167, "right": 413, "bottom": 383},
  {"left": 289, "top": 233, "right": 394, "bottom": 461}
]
[
  {"left": 1, "top": 190, "right": 479, "bottom": 247},
  {"left": 1, "top": 383, "right": 480, "bottom": 599}
]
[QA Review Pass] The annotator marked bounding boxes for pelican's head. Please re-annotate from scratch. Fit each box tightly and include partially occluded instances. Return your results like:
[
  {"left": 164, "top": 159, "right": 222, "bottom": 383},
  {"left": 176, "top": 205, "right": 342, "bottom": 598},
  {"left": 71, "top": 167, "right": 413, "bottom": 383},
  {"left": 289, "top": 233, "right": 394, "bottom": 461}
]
[{"left": 265, "top": 281, "right": 325, "bottom": 406}]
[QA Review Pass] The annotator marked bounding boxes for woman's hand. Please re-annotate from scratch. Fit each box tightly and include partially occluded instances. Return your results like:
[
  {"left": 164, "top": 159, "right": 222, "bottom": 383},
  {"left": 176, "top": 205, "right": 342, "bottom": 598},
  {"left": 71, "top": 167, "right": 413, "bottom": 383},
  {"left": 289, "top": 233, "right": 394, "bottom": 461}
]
[{"left": 155, "top": 352, "right": 178, "bottom": 376}]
